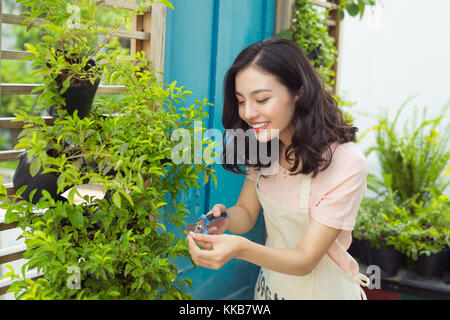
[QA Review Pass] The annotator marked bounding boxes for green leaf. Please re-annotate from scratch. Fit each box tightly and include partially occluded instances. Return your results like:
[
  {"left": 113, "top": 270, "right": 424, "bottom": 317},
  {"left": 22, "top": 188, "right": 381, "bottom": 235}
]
[
  {"left": 119, "top": 190, "right": 134, "bottom": 208},
  {"left": 24, "top": 43, "right": 38, "bottom": 57},
  {"left": 211, "top": 174, "right": 217, "bottom": 189},
  {"left": 119, "top": 143, "right": 128, "bottom": 156},
  {"left": 112, "top": 191, "right": 121, "bottom": 209},
  {"left": 60, "top": 75, "right": 72, "bottom": 95},
  {"left": 68, "top": 187, "right": 77, "bottom": 204},
  {"left": 337, "top": 7, "right": 345, "bottom": 20},
  {"left": 159, "top": 0, "right": 175, "bottom": 10},
  {"left": 346, "top": 2, "right": 360, "bottom": 17},
  {"left": 108, "top": 290, "right": 121, "bottom": 297},
  {"left": 109, "top": 71, "right": 121, "bottom": 84},
  {"left": 276, "top": 29, "right": 293, "bottom": 40},
  {"left": 15, "top": 185, "right": 28, "bottom": 198},
  {"left": 29, "top": 157, "right": 42, "bottom": 177},
  {"left": 68, "top": 210, "right": 84, "bottom": 229}
]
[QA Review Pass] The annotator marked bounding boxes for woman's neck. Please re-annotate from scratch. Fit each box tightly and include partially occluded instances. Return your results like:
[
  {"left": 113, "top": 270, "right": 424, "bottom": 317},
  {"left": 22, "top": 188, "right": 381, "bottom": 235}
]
[
  {"left": 278, "top": 125, "right": 303, "bottom": 172},
  {"left": 279, "top": 145, "right": 302, "bottom": 173}
]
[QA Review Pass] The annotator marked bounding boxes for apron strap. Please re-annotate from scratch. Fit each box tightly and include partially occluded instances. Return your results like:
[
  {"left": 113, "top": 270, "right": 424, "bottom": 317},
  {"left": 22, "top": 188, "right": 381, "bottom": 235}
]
[
  {"left": 355, "top": 272, "right": 370, "bottom": 300},
  {"left": 255, "top": 169, "right": 262, "bottom": 187},
  {"left": 298, "top": 174, "right": 312, "bottom": 208}
]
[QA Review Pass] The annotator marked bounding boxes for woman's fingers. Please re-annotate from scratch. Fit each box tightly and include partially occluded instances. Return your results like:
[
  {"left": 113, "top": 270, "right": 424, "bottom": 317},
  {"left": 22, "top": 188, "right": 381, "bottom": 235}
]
[
  {"left": 187, "top": 234, "right": 215, "bottom": 267},
  {"left": 213, "top": 206, "right": 221, "bottom": 217},
  {"left": 207, "top": 226, "right": 218, "bottom": 234},
  {"left": 197, "top": 241, "right": 214, "bottom": 250},
  {"left": 187, "top": 233, "right": 237, "bottom": 271},
  {"left": 211, "top": 204, "right": 226, "bottom": 217},
  {"left": 187, "top": 232, "right": 214, "bottom": 252}
]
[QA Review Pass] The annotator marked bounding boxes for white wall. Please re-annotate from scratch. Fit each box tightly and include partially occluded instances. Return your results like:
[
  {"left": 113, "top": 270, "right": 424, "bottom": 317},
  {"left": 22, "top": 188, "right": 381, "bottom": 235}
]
[{"left": 337, "top": 0, "right": 450, "bottom": 182}]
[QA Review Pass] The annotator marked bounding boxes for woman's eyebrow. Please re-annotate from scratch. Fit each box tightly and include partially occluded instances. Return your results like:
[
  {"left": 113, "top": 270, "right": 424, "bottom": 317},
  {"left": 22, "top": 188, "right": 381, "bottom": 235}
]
[{"left": 235, "top": 89, "right": 272, "bottom": 96}]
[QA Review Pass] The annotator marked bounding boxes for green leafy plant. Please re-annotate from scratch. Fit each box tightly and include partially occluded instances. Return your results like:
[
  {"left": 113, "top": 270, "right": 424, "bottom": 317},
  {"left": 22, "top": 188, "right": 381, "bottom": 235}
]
[
  {"left": 386, "top": 192, "right": 450, "bottom": 261},
  {"left": 354, "top": 184, "right": 410, "bottom": 250},
  {"left": 1, "top": 54, "right": 215, "bottom": 301},
  {"left": 276, "top": 0, "right": 375, "bottom": 125},
  {"left": 277, "top": 0, "right": 376, "bottom": 89},
  {"left": 356, "top": 98, "right": 450, "bottom": 265},
  {"left": 0, "top": 0, "right": 217, "bottom": 300},
  {"left": 289, "top": 0, "right": 337, "bottom": 87},
  {"left": 336, "top": 0, "right": 376, "bottom": 20},
  {"left": 354, "top": 182, "right": 449, "bottom": 265},
  {"left": 16, "top": 0, "right": 173, "bottom": 115},
  {"left": 361, "top": 96, "right": 450, "bottom": 205}
]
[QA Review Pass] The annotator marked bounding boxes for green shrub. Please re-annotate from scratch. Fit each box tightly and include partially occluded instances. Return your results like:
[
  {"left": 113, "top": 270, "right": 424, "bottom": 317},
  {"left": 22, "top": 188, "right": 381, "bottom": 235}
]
[
  {"left": 362, "top": 96, "right": 449, "bottom": 205},
  {"left": 356, "top": 97, "right": 450, "bottom": 262},
  {"left": 0, "top": 0, "right": 217, "bottom": 300},
  {"left": 387, "top": 192, "right": 450, "bottom": 261},
  {"left": 355, "top": 186, "right": 410, "bottom": 250}
]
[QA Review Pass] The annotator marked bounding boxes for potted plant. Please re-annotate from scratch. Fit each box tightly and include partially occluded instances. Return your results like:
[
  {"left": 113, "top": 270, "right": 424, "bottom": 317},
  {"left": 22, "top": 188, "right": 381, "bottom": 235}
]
[
  {"left": 44, "top": 51, "right": 100, "bottom": 119},
  {"left": 11, "top": 0, "right": 166, "bottom": 203},
  {"left": 16, "top": 0, "right": 114, "bottom": 119},
  {"left": 352, "top": 172, "right": 389, "bottom": 264},
  {"left": 358, "top": 98, "right": 450, "bottom": 280},
  {"left": 1, "top": 53, "right": 216, "bottom": 300},
  {"left": 362, "top": 96, "right": 450, "bottom": 206},
  {"left": 352, "top": 198, "right": 372, "bottom": 265},
  {"left": 355, "top": 184, "right": 408, "bottom": 277},
  {"left": 1, "top": 0, "right": 217, "bottom": 300},
  {"left": 389, "top": 192, "right": 450, "bottom": 279}
]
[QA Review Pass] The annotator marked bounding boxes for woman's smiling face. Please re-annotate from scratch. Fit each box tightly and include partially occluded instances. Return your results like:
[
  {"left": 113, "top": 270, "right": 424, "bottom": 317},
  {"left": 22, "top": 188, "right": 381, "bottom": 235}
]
[{"left": 235, "top": 66, "right": 299, "bottom": 144}]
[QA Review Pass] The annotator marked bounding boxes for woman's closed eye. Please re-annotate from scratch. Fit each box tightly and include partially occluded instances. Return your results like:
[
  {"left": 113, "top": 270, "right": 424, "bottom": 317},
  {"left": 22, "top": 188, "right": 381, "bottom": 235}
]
[
  {"left": 257, "top": 98, "right": 270, "bottom": 104},
  {"left": 237, "top": 98, "right": 270, "bottom": 105}
]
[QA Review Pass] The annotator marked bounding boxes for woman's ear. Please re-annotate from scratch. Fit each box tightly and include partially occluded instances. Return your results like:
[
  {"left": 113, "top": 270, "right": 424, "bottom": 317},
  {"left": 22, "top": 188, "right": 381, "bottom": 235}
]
[{"left": 294, "top": 86, "right": 304, "bottom": 104}]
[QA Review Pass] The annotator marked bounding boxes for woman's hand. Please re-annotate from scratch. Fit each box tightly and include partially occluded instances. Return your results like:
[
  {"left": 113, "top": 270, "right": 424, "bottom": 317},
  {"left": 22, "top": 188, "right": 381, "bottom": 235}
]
[
  {"left": 187, "top": 232, "right": 247, "bottom": 270},
  {"left": 205, "top": 204, "right": 229, "bottom": 235},
  {"left": 193, "top": 204, "right": 230, "bottom": 249}
]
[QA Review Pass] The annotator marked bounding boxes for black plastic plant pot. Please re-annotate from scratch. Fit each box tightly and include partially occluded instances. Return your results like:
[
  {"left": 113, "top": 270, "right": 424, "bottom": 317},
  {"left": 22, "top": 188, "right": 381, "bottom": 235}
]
[
  {"left": 348, "top": 238, "right": 361, "bottom": 259},
  {"left": 46, "top": 51, "right": 100, "bottom": 119},
  {"left": 447, "top": 248, "right": 450, "bottom": 273},
  {"left": 13, "top": 153, "right": 59, "bottom": 204},
  {"left": 415, "top": 250, "right": 449, "bottom": 279},
  {"left": 367, "top": 245, "right": 402, "bottom": 277},
  {"left": 49, "top": 77, "right": 100, "bottom": 119},
  {"left": 358, "top": 240, "right": 371, "bottom": 266},
  {"left": 307, "top": 45, "right": 322, "bottom": 62}
]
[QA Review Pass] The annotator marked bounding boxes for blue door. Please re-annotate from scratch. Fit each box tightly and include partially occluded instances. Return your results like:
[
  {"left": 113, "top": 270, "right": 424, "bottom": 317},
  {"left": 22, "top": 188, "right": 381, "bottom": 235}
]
[{"left": 164, "top": 0, "right": 276, "bottom": 299}]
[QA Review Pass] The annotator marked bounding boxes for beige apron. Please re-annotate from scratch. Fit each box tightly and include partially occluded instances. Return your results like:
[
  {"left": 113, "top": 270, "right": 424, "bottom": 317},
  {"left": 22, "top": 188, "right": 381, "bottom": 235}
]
[{"left": 253, "top": 170, "right": 369, "bottom": 300}]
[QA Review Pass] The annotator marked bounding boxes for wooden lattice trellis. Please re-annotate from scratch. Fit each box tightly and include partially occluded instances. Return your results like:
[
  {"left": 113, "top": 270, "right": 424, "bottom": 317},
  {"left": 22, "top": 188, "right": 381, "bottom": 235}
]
[
  {"left": 0, "top": 0, "right": 167, "bottom": 296},
  {"left": 276, "top": 0, "right": 341, "bottom": 94}
]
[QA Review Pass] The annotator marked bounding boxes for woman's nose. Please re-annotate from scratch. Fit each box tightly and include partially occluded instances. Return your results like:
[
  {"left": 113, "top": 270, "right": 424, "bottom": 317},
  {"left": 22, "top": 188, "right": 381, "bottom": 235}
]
[{"left": 244, "top": 102, "right": 259, "bottom": 121}]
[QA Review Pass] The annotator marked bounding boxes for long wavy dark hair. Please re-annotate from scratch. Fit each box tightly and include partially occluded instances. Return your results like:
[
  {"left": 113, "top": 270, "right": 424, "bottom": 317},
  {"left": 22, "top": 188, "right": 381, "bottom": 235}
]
[{"left": 221, "top": 38, "right": 358, "bottom": 178}]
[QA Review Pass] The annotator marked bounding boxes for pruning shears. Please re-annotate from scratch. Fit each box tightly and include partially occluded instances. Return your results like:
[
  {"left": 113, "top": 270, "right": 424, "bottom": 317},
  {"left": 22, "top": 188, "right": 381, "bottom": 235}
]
[{"left": 186, "top": 211, "right": 229, "bottom": 235}]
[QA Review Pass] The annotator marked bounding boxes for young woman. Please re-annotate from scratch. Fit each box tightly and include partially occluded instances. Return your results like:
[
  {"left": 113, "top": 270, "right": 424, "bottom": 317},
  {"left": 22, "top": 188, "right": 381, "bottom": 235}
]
[{"left": 187, "top": 38, "right": 370, "bottom": 300}]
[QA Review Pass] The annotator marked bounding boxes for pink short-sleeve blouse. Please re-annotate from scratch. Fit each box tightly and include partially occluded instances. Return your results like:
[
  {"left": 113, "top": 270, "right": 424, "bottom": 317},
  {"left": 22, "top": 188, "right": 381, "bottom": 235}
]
[{"left": 246, "top": 142, "right": 368, "bottom": 277}]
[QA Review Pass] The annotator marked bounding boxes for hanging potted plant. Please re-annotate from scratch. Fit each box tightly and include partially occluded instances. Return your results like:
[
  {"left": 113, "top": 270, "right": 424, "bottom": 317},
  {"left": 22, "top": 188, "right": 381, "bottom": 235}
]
[
  {"left": 45, "top": 50, "right": 101, "bottom": 119},
  {"left": 12, "top": 118, "right": 99, "bottom": 204},
  {"left": 11, "top": 0, "right": 151, "bottom": 203},
  {"left": 16, "top": 0, "right": 115, "bottom": 119}
]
